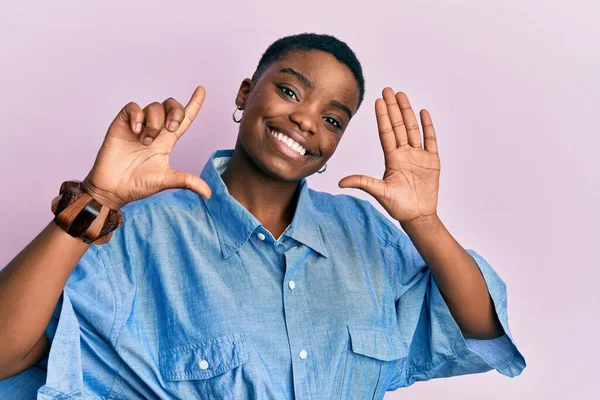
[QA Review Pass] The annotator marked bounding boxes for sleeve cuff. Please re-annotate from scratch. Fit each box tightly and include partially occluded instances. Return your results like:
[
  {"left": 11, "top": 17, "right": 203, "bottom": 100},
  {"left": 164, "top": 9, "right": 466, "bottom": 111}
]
[
  {"left": 464, "top": 334, "right": 518, "bottom": 373},
  {"left": 429, "top": 249, "right": 526, "bottom": 377}
]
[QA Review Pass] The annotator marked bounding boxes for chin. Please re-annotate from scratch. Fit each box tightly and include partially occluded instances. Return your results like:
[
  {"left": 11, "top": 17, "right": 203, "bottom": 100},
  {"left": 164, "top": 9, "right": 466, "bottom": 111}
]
[
  {"left": 259, "top": 157, "right": 306, "bottom": 183},
  {"left": 238, "top": 143, "right": 298, "bottom": 183}
]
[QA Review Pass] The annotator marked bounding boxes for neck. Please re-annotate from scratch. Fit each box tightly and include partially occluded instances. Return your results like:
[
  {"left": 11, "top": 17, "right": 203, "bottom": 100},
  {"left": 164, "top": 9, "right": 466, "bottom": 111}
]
[{"left": 220, "top": 141, "right": 300, "bottom": 238}]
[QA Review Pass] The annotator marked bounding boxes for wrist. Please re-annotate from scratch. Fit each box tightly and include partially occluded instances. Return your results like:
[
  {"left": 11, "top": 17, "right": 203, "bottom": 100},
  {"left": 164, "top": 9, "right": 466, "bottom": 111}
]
[
  {"left": 52, "top": 180, "right": 124, "bottom": 245},
  {"left": 81, "top": 178, "right": 125, "bottom": 211},
  {"left": 399, "top": 213, "right": 442, "bottom": 235}
]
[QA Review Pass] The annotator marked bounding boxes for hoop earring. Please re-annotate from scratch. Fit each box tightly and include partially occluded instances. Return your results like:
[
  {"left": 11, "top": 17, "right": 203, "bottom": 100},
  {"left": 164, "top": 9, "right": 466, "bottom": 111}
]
[
  {"left": 317, "top": 163, "right": 327, "bottom": 174},
  {"left": 232, "top": 105, "right": 243, "bottom": 123}
]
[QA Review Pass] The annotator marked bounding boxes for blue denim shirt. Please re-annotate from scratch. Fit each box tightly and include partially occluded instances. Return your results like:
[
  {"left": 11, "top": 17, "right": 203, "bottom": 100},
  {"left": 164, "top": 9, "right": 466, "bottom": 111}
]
[{"left": 1, "top": 149, "right": 525, "bottom": 399}]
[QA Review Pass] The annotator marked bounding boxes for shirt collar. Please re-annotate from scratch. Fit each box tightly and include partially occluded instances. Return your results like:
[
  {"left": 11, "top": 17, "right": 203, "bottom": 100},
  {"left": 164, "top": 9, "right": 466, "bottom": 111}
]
[{"left": 200, "top": 149, "right": 328, "bottom": 259}]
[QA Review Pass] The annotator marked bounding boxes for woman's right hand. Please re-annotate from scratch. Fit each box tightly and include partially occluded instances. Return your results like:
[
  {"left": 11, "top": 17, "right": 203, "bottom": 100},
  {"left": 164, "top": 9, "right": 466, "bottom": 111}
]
[{"left": 81, "top": 86, "right": 212, "bottom": 210}]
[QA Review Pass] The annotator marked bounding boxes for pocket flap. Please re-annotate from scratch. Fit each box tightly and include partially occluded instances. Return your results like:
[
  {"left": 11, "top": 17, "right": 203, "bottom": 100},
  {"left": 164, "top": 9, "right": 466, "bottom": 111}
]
[
  {"left": 159, "top": 332, "right": 249, "bottom": 381},
  {"left": 348, "top": 326, "right": 408, "bottom": 361}
]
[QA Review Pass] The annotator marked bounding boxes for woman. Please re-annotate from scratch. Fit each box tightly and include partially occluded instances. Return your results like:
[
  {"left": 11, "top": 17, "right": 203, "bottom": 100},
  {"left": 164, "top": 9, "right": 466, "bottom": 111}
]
[{"left": 0, "top": 33, "right": 525, "bottom": 399}]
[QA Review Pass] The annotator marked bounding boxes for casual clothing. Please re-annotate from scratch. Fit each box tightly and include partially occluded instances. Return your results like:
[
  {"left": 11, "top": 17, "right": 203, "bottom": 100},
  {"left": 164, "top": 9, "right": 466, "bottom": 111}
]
[{"left": 0, "top": 149, "right": 525, "bottom": 399}]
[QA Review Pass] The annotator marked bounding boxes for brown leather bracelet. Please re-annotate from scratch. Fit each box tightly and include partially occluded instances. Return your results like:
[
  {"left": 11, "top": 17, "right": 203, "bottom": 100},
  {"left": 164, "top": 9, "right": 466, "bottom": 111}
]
[{"left": 51, "top": 180, "right": 124, "bottom": 244}]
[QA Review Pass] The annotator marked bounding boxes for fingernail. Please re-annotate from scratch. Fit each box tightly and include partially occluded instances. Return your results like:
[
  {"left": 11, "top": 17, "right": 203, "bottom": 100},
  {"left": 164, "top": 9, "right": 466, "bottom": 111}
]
[
  {"left": 135, "top": 123, "right": 142, "bottom": 133},
  {"left": 143, "top": 137, "right": 153, "bottom": 145},
  {"left": 167, "top": 121, "right": 179, "bottom": 132}
]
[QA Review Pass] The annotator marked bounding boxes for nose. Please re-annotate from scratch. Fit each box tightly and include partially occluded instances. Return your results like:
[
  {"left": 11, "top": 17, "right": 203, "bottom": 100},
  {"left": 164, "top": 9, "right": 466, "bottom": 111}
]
[{"left": 289, "top": 106, "right": 318, "bottom": 135}]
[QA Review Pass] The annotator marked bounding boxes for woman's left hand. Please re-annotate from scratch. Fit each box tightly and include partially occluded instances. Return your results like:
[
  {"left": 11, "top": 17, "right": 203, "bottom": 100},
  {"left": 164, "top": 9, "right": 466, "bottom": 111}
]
[{"left": 338, "top": 88, "right": 441, "bottom": 224}]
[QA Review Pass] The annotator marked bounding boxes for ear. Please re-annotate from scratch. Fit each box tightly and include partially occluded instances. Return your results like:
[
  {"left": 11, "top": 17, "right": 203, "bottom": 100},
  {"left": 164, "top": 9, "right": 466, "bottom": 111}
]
[{"left": 235, "top": 78, "right": 254, "bottom": 110}]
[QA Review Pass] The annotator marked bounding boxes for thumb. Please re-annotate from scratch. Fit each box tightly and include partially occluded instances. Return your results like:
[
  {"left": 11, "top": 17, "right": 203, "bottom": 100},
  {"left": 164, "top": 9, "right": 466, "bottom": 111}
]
[
  {"left": 338, "top": 175, "right": 385, "bottom": 199},
  {"left": 164, "top": 168, "right": 212, "bottom": 199}
]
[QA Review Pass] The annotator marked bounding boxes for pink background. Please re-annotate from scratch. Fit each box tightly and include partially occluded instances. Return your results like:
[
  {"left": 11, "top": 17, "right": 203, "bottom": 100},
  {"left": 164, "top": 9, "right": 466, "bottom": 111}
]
[{"left": 1, "top": 0, "right": 598, "bottom": 398}]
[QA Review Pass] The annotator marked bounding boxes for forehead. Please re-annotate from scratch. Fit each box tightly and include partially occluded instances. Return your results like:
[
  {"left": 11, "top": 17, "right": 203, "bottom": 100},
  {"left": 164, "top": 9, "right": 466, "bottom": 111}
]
[{"left": 264, "top": 50, "right": 360, "bottom": 112}]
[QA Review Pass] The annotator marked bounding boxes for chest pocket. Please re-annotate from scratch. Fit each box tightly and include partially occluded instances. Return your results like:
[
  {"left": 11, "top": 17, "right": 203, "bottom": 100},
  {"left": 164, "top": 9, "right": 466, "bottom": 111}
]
[
  {"left": 159, "top": 332, "right": 250, "bottom": 399},
  {"left": 340, "top": 326, "right": 408, "bottom": 400}
]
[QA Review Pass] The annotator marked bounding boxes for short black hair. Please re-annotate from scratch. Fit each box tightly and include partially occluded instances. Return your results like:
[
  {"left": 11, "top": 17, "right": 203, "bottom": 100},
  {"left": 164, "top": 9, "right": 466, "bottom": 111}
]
[{"left": 251, "top": 33, "right": 365, "bottom": 112}]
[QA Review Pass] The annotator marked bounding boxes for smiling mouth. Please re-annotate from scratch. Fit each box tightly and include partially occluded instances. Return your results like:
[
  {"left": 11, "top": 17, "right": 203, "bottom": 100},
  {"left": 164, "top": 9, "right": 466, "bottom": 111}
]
[{"left": 268, "top": 128, "right": 313, "bottom": 157}]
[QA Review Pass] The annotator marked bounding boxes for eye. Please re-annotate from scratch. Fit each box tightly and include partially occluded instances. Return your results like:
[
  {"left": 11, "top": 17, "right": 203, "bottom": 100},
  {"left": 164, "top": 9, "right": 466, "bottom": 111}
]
[
  {"left": 278, "top": 86, "right": 298, "bottom": 101},
  {"left": 324, "top": 116, "right": 342, "bottom": 129}
]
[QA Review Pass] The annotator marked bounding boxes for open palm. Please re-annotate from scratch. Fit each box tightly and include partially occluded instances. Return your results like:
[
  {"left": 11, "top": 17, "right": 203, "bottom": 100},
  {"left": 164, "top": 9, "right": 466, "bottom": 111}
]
[{"left": 338, "top": 88, "right": 441, "bottom": 223}]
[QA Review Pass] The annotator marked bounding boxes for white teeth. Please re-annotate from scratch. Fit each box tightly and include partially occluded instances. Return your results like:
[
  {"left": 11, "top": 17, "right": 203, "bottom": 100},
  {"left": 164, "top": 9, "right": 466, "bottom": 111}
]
[{"left": 270, "top": 129, "right": 308, "bottom": 156}]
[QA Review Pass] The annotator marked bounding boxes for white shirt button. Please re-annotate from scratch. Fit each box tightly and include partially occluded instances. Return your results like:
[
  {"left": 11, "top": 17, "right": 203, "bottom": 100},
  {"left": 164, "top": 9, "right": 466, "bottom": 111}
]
[
  {"left": 257, "top": 233, "right": 266, "bottom": 241},
  {"left": 288, "top": 280, "right": 296, "bottom": 290},
  {"left": 199, "top": 359, "right": 209, "bottom": 370},
  {"left": 299, "top": 350, "right": 308, "bottom": 360}
]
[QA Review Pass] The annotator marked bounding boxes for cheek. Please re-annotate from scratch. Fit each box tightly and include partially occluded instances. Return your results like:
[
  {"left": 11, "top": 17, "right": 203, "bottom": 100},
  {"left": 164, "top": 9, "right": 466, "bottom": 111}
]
[
  {"left": 320, "top": 133, "right": 341, "bottom": 155},
  {"left": 264, "top": 98, "right": 294, "bottom": 120},
  {"left": 247, "top": 87, "right": 283, "bottom": 116}
]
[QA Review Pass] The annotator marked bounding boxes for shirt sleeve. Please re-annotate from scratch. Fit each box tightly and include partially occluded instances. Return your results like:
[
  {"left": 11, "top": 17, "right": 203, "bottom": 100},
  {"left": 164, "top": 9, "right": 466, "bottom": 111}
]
[
  {"left": 362, "top": 202, "right": 526, "bottom": 390},
  {"left": 37, "top": 243, "right": 123, "bottom": 399},
  {"left": 0, "top": 358, "right": 47, "bottom": 399}
]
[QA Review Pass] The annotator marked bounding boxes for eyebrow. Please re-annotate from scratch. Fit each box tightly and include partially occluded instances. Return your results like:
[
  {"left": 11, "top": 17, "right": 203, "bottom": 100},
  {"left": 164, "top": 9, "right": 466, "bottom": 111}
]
[
  {"left": 279, "top": 67, "right": 313, "bottom": 88},
  {"left": 278, "top": 67, "right": 354, "bottom": 120},
  {"left": 330, "top": 100, "right": 353, "bottom": 120}
]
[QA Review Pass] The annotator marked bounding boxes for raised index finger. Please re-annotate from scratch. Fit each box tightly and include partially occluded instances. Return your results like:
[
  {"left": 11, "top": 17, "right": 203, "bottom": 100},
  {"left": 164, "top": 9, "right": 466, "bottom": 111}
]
[
  {"left": 375, "top": 98, "right": 397, "bottom": 155},
  {"left": 175, "top": 86, "right": 206, "bottom": 138}
]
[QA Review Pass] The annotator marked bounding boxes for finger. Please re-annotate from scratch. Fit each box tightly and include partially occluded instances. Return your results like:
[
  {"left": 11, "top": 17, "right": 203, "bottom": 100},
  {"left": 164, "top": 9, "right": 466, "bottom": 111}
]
[
  {"left": 163, "top": 97, "right": 185, "bottom": 132},
  {"left": 140, "top": 102, "right": 165, "bottom": 145},
  {"left": 395, "top": 92, "right": 422, "bottom": 148},
  {"left": 338, "top": 174, "right": 385, "bottom": 199},
  {"left": 164, "top": 168, "right": 212, "bottom": 199},
  {"left": 176, "top": 86, "right": 206, "bottom": 139},
  {"left": 118, "top": 102, "right": 144, "bottom": 134},
  {"left": 420, "top": 109, "right": 438, "bottom": 154},
  {"left": 375, "top": 98, "right": 397, "bottom": 155},
  {"left": 382, "top": 87, "right": 408, "bottom": 148}
]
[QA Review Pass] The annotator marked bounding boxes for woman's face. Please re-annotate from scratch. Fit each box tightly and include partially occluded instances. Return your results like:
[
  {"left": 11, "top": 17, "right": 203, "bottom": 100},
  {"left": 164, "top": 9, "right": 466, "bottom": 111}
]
[{"left": 235, "top": 49, "right": 360, "bottom": 182}]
